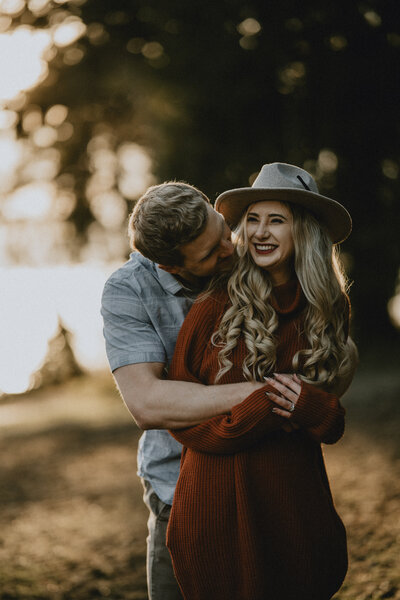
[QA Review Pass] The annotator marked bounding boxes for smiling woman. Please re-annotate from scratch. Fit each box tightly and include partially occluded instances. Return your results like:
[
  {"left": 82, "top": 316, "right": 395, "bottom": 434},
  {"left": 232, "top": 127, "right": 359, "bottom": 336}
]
[{"left": 165, "top": 163, "right": 356, "bottom": 600}]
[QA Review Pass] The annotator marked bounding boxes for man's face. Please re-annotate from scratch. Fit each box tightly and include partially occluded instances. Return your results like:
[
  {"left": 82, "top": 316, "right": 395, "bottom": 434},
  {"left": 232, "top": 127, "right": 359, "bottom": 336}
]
[{"left": 172, "top": 204, "right": 234, "bottom": 282}]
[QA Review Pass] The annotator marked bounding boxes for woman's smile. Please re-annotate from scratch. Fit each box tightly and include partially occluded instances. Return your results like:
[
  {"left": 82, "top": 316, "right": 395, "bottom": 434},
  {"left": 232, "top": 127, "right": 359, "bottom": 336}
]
[{"left": 253, "top": 243, "right": 278, "bottom": 254}]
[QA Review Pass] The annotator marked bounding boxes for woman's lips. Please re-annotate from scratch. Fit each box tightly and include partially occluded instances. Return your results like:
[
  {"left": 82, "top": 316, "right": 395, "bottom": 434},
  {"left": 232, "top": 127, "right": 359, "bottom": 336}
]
[{"left": 254, "top": 244, "right": 277, "bottom": 255}]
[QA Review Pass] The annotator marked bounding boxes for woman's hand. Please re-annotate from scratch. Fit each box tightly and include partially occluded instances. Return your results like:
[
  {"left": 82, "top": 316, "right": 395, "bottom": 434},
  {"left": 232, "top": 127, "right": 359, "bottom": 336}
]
[{"left": 264, "top": 373, "right": 302, "bottom": 421}]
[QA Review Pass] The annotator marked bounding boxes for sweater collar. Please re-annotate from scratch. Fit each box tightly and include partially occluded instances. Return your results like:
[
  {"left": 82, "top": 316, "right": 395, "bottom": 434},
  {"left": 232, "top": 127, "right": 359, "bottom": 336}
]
[{"left": 270, "top": 279, "right": 304, "bottom": 315}]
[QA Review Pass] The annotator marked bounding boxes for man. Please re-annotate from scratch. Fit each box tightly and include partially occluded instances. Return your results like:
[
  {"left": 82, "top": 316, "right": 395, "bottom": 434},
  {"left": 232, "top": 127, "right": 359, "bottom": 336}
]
[
  {"left": 101, "top": 180, "right": 357, "bottom": 599},
  {"left": 101, "top": 182, "right": 265, "bottom": 600}
]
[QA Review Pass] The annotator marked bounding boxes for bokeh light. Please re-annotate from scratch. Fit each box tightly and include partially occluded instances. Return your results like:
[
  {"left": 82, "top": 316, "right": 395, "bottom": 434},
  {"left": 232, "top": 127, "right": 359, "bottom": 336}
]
[
  {"left": 237, "top": 18, "right": 261, "bottom": 36},
  {"left": 142, "top": 41, "right": 164, "bottom": 60},
  {"left": 0, "top": 0, "right": 25, "bottom": 15},
  {"left": 0, "top": 27, "right": 51, "bottom": 102},
  {"left": 278, "top": 61, "right": 306, "bottom": 94},
  {"left": 117, "top": 142, "right": 154, "bottom": 200},
  {"left": 388, "top": 293, "right": 400, "bottom": 329},
  {"left": 329, "top": 35, "right": 348, "bottom": 51},
  {"left": 2, "top": 181, "right": 55, "bottom": 220},
  {"left": 381, "top": 159, "right": 399, "bottom": 180},
  {"left": 52, "top": 17, "right": 86, "bottom": 47},
  {"left": 33, "top": 125, "right": 58, "bottom": 147},
  {"left": 0, "top": 132, "right": 22, "bottom": 192},
  {"left": 363, "top": 10, "right": 382, "bottom": 28},
  {"left": 318, "top": 149, "right": 338, "bottom": 174},
  {"left": 28, "top": 0, "right": 51, "bottom": 13},
  {"left": 0, "top": 109, "right": 18, "bottom": 128},
  {"left": 45, "top": 104, "right": 68, "bottom": 127}
]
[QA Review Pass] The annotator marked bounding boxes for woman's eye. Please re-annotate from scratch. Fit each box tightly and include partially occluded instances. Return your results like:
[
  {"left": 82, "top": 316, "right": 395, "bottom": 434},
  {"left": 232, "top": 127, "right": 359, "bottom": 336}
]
[{"left": 271, "top": 218, "right": 283, "bottom": 224}]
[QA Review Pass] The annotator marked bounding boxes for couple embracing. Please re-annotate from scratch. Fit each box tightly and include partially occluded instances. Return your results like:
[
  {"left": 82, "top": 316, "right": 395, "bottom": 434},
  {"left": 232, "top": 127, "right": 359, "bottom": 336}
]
[{"left": 101, "top": 162, "right": 357, "bottom": 600}]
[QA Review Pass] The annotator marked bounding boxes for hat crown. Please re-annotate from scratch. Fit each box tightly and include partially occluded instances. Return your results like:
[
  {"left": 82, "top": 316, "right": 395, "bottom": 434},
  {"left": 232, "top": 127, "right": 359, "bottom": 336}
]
[{"left": 253, "top": 163, "right": 319, "bottom": 194}]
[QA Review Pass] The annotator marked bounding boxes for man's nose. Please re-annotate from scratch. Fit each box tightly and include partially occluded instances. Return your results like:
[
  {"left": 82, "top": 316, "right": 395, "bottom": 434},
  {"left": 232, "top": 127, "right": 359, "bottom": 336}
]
[{"left": 218, "top": 238, "right": 234, "bottom": 258}]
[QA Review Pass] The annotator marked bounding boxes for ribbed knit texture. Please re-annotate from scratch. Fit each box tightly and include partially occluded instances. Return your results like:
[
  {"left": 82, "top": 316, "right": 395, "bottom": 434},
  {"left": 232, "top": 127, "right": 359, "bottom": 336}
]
[{"left": 167, "top": 280, "right": 348, "bottom": 600}]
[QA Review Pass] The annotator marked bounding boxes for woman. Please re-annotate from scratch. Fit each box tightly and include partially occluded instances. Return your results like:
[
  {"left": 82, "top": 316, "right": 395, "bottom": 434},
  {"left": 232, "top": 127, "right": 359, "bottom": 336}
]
[{"left": 166, "top": 163, "right": 355, "bottom": 600}]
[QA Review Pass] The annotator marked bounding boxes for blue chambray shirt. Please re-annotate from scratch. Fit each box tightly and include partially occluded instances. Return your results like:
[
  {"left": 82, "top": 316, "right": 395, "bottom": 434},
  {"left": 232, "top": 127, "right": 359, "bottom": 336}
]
[{"left": 101, "top": 252, "right": 197, "bottom": 505}]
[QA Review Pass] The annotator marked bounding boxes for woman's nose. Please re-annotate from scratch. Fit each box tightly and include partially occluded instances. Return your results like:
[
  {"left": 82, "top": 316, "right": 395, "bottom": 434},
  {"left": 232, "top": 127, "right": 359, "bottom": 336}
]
[{"left": 254, "top": 221, "right": 270, "bottom": 239}]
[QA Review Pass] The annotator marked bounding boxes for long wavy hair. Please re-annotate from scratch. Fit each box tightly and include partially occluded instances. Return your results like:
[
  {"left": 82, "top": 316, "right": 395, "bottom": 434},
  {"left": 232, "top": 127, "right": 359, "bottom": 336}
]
[{"left": 211, "top": 202, "right": 351, "bottom": 388}]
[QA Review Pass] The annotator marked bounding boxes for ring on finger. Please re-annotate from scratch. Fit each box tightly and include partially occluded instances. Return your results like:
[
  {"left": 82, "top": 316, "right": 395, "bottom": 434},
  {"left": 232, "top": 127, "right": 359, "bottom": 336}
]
[{"left": 288, "top": 400, "right": 295, "bottom": 413}]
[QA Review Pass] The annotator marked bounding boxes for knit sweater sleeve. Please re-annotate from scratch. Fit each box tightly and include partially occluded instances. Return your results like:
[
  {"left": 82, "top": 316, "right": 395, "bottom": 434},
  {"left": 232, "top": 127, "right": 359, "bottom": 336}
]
[
  {"left": 293, "top": 382, "right": 345, "bottom": 445},
  {"left": 168, "top": 292, "right": 283, "bottom": 454}
]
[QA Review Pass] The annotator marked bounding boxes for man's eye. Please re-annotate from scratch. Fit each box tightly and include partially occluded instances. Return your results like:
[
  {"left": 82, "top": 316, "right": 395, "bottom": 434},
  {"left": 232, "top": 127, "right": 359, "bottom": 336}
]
[{"left": 201, "top": 249, "right": 216, "bottom": 261}]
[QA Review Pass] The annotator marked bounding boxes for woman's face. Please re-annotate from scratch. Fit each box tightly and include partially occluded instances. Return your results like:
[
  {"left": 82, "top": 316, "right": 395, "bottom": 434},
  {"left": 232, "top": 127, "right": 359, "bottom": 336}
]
[{"left": 245, "top": 200, "right": 295, "bottom": 285}]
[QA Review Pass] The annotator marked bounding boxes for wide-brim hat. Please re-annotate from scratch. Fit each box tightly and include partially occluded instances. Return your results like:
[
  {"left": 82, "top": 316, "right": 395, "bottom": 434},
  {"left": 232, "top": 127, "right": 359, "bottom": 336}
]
[{"left": 215, "top": 162, "right": 352, "bottom": 244}]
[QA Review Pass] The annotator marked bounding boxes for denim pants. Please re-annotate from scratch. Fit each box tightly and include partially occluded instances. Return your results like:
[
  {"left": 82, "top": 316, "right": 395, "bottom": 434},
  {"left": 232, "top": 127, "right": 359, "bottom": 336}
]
[{"left": 142, "top": 479, "right": 183, "bottom": 600}]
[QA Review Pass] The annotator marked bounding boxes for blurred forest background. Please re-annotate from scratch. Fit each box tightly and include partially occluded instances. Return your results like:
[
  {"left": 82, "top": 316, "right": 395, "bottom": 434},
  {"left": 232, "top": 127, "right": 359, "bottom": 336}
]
[{"left": 0, "top": 0, "right": 399, "bottom": 598}]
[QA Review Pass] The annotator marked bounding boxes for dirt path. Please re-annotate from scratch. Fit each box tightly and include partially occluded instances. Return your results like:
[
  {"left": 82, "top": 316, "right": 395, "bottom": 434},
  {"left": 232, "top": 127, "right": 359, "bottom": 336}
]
[
  {"left": 0, "top": 358, "right": 399, "bottom": 599},
  {"left": 325, "top": 360, "right": 400, "bottom": 600}
]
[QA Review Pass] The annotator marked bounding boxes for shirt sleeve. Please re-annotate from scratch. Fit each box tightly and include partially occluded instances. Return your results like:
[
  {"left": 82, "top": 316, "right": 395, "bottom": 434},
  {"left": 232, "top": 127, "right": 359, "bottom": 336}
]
[
  {"left": 101, "top": 278, "right": 166, "bottom": 371},
  {"left": 168, "top": 293, "right": 283, "bottom": 454}
]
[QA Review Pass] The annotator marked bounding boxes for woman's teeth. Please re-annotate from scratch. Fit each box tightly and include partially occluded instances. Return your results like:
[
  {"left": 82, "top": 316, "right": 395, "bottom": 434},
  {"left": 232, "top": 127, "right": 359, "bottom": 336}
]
[{"left": 255, "top": 244, "right": 276, "bottom": 251}]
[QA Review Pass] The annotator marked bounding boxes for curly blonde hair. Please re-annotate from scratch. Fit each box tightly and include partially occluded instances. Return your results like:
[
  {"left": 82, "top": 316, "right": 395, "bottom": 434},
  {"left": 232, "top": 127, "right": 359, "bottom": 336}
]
[{"left": 211, "top": 202, "right": 351, "bottom": 388}]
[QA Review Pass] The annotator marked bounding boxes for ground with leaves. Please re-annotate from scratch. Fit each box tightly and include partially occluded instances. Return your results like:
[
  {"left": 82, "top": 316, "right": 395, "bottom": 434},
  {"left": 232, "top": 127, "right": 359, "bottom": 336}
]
[{"left": 0, "top": 350, "right": 399, "bottom": 599}]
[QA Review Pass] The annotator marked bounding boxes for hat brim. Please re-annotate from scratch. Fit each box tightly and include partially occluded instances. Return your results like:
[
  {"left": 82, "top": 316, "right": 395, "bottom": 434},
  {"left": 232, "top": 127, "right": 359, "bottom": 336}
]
[{"left": 215, "top": 187, "right": 352, "bottom": 244}]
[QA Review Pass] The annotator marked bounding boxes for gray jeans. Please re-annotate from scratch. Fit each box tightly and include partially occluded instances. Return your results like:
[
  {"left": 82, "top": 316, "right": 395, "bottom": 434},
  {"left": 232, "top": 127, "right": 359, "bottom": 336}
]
[{"left": 142, "top": 479, "right": 183, "bottom": 600}]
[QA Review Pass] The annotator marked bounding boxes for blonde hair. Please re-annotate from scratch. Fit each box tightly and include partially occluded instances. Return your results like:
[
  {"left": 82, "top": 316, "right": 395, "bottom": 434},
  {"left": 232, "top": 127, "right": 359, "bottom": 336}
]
[
  {"left": 212, "top": 202, "right": 351, "bottom": 388},
  {"left": 129, "top": 182, "right": 209, "bottom": 265}
]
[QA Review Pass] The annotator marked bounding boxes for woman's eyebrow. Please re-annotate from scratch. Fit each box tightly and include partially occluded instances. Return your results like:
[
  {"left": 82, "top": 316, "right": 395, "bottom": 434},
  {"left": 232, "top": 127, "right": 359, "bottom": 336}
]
[
  {"left": 268, "top": 212, "right": 287, "bottom": 219},
  {"left": 247, "top": 211, "right": 287, "bottom": 219}
]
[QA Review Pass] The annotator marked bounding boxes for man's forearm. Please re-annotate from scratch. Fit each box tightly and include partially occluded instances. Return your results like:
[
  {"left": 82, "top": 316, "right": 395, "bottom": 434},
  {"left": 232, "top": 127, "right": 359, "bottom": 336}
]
[
  {"left": 143, "top": 379, "right": 265, "bottom": 429},
  {"left": 113, "top": 363, "right": 263, "bottom": 430}
]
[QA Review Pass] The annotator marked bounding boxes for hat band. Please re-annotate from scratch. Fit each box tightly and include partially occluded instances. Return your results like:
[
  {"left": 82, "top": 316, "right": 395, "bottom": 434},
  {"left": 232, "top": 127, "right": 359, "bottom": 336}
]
[{"left": 296, "top": 175, "right": 311, "bottom": 191}]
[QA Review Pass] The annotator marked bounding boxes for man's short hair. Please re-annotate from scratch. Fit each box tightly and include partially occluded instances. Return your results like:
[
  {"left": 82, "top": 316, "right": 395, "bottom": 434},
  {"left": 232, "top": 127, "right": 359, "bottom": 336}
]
[{"left": 128, "top": 182, "right": 210, "bottom": 266}]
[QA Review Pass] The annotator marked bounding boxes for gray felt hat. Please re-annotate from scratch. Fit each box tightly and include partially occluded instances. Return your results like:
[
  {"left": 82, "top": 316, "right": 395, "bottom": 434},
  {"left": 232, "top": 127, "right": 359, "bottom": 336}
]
[{"left": 215, "top": 162, "right": 352, "bottom": 244}]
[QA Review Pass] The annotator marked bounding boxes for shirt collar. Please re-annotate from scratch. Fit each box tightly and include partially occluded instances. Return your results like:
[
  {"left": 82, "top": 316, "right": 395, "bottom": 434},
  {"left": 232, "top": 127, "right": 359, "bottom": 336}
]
[
  {"left": 156, "top": 265, "right": 186, "bottom": 295},
  {"left": 132, "top": 252, "right": 197, "bottom": 296}
]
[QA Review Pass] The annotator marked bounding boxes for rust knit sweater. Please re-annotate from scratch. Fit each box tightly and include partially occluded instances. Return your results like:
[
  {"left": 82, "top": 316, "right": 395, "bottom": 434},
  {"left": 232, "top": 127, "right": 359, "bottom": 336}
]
[{"left": 166, "top": 280, "right": 348, "bottom": 600}]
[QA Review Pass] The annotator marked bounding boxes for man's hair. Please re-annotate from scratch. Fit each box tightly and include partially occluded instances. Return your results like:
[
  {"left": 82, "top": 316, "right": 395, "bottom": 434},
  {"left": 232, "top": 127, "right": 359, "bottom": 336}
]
[{"left": 128, "top": 182, "right": 210, "bottom": 265}]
